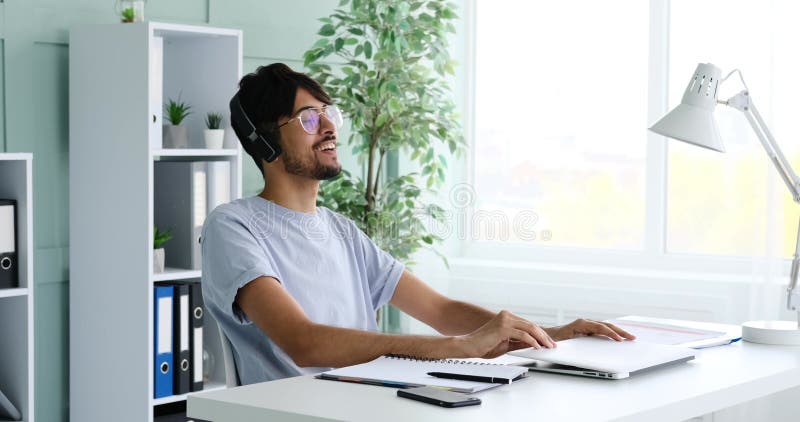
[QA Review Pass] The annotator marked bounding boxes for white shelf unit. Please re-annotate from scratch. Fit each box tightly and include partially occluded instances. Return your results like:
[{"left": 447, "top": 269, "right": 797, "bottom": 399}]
[
  {"left": 69, "top": 22, "right": 242, "bottom": 422},
  {"left": 0, "top": 153, "right": 34, "bottom": 422}
]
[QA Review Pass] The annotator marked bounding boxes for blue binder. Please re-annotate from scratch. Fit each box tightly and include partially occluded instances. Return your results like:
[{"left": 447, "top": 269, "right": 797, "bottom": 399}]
[{"left": 154, "top": 285, "right": 174, "bottom": 398}]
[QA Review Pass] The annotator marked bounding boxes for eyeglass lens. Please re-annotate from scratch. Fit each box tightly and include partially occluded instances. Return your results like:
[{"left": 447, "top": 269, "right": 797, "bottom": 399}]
[{"left": 298, "top": 106, "right": 343, "bottom": 134}]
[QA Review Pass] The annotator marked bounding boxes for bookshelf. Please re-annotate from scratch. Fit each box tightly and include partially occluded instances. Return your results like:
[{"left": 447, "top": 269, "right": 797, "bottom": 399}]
[
  {"left": 0, "top": 153, "right": 33, "bottom": 422},
  {"left": 69, "top": 22, "right": 242, "bottom": 422}
]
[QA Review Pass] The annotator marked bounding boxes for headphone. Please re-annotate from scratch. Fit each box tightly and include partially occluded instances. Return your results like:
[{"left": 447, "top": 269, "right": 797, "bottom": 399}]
[{"left": 229, "top": 92, "right": 282, "bottom": 163}]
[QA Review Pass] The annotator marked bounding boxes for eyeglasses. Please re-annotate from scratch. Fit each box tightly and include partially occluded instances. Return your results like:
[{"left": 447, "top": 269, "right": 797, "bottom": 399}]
[{"left": 278, "top": 105, "right": 343, "bottom": 135}]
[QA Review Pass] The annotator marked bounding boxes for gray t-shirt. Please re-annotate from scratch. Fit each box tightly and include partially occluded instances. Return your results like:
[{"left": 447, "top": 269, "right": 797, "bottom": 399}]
[{"left": 200, "top": 196, "right": 404, "bottom": 385}]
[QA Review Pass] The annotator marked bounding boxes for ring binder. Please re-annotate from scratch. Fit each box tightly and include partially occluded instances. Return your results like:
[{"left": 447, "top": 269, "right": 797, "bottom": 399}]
[
  {"left": 0, "top": 386, "right": 21, "bottom": 421},
  {"left": 0, "top": 199, "right": 18, "bottom": 289}
]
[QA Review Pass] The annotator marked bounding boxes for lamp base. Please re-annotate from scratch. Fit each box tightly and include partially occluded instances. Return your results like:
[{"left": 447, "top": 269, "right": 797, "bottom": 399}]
[{"left": 742, "top": 320, "right": 800, "bottom": 345}]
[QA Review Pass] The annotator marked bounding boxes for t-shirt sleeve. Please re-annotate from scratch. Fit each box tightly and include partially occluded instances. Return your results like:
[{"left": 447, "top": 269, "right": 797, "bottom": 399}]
[
  {"left": 351, "top": 222, "right": 405, "bottom": 310},
  {"left": 201, "top": 207, "right": 278, "bottom": 325}
]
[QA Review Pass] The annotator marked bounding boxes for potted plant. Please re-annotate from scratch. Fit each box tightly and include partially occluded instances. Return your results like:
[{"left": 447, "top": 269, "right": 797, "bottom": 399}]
[
  {"left": 120, "top": 7, "right": 135, "bottom": 23},
  {"left": 303, "top": 0, "right": 465, "bottom": 331},
  {"left": 304, "top": 0, "right": 464, "bottom": 264},
  {"left": 204, "top": 112, "right": 225, "bottom": 149},
  {"left": 153, "top": 226, "right": 172, "bottom": 273},
  {"left": 163, "top": 97, "right": 192, "bottom": 148},
  {"left": 119, "top": 0, "right": 145, "bottom": 23}
]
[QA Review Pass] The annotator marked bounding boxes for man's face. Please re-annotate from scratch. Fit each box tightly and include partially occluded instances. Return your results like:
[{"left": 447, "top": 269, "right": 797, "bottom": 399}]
[{"left": 275, "top": 88, "right": 342, "bottom": 180}]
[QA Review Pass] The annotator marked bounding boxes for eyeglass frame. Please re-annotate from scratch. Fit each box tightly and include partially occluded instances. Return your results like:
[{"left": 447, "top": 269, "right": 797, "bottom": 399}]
[{"left": 277, "top": 105, "right": 342, "bottom": 135}]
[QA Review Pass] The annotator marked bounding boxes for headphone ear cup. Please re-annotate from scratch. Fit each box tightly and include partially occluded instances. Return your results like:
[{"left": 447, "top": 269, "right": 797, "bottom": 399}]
[
  {"left": 229, "top": 93, "right": 283, "bottom": 163},
  {"left": 259, "top": 136, "right": 282, "bottom": 163}
]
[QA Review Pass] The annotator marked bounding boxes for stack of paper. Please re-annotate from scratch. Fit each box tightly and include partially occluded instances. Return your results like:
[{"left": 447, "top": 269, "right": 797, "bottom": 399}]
[{"left": 608, "top": 316, "right": 742, "bottom": 348}]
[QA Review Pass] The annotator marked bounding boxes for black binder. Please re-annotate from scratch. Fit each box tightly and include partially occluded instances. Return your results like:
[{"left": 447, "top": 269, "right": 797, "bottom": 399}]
[
  {"left": 188, "top": 281, "right": 205, "bottom": 391},
  {"left": 167, "top": 283, "right": 191, "bottom": 395},
  {"left": 0, "top": 199, "right": 18, "bottom": 289}
]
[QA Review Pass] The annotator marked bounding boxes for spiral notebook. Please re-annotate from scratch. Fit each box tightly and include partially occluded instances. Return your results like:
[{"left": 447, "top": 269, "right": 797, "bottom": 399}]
[{"left": 317, "top": 355, "right": 528, "bottom": 393}]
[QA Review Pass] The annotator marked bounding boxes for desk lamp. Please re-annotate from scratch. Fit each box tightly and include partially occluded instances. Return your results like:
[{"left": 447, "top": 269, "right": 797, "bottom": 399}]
[{"left": 649, "top": 62, "right": 800, "bottom": 345}]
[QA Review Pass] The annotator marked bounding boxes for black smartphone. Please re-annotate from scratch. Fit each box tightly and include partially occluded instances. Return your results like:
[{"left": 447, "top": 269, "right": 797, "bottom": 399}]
[{"left": 397, "top": 386, "right": 481, "bottom": 408}]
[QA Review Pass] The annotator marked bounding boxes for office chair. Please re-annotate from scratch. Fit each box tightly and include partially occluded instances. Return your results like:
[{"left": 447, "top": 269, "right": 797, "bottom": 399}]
[{"left": 218, "top": 324, "right": 241, "bottom": 387}]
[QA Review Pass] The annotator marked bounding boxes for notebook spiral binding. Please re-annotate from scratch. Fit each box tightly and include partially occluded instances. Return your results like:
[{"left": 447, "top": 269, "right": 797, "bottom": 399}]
[{"left": 385, "top": 354, "right": 502, "bottom": 366}]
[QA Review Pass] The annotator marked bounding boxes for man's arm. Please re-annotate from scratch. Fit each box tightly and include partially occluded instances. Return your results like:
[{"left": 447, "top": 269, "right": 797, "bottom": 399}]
[
  {"left": 236, "top": 275, "right": 552, "bottom": 368},
  {"left": 389, "top": 270, "right": 637, "bottom": 343},
  {"left": 389, "top": 270, "right": 498, "bottom": 335}
]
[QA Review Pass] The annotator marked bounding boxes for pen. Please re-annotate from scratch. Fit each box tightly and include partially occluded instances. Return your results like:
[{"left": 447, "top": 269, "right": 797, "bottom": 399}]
[
  {"left": 427, "top": 372, "right": 512, "bottom": 384},
  {"left": 693, "top": 337, "right": 742, "bottom": 349}
]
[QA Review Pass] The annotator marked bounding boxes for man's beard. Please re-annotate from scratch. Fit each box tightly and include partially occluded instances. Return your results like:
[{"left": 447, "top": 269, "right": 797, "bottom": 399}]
[{"left": 282, "top": 149, "right": 342, "bottom": 180}]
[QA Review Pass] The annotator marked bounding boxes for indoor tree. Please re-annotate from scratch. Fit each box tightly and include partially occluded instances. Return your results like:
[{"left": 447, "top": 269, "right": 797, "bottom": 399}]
[{"left": 303, "top": 0, "right": 465, "bottom": 268}]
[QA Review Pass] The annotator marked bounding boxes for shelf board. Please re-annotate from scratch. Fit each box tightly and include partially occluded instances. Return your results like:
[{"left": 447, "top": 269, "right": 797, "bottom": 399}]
[
  {"left": 152, "top": 268, "right": 202, "bottom": 282},
  {"left": 151, "top": 381, "right": 226, "bottom": 407},
  {"left": 152, "top": 148, "right": 238, "bottom": 159},
  {"left": 0, "top": 287, "right": 29, "bottom": 299}
]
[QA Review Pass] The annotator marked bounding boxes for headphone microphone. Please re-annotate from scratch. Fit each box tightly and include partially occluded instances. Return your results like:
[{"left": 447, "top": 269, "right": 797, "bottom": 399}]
[{"left": 229, "top": 92, "right": 282, "bottom": 163}]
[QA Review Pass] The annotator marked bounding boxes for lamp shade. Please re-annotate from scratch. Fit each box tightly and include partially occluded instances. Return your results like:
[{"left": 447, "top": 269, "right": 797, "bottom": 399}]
[{"left": 649, "top": 63, "right": 726, "bottom": 153}]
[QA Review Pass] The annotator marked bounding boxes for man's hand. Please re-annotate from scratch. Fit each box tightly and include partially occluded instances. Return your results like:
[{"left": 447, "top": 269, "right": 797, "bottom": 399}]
[
  {"left": 459, "top": 310, "right": 556, "bottom": 359},
  {"left": 545, "top": 318, "right": 636, "bottom": 342}
]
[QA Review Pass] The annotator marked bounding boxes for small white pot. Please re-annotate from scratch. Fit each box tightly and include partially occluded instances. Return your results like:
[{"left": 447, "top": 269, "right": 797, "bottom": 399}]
[
  {"left": 223, "top": 127, "right": 238, "bottom": 149},
  {"left": 153, "top": 248, "right": 165, "bottom": 273},
  {"left": 204, "top": 129, "right": 225, "bottom": 149},
  {"left": 163, "top": 124, "right": 189, "bottom": 148}
]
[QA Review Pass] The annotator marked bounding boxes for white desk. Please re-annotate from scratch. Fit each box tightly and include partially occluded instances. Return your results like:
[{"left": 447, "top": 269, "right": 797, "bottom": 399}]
[{"left": 188, "top": 342, "right": 800, "bottom": 422}]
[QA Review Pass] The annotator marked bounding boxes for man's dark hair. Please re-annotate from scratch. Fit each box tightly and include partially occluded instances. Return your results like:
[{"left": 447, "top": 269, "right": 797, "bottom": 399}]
[{"left": 235, "top": 63, "right": 332, "bottom": 173}]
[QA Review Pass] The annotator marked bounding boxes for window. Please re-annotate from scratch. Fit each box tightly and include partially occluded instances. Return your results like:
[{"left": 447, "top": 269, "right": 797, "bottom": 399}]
[
  {"left": 473, "top": 0, "right": 648, "bottom": 250},
  {"left": 471, "top": 0, "right": 800, "bottom": 263},
  {"left": 667, "top": 0, "right": 800, "bottom": 258}
]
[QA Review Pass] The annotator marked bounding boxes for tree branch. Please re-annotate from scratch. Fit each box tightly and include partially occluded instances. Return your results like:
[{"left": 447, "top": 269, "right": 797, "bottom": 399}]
[{"left": 373, "top": 147, "right": 386, "bottom": 199}]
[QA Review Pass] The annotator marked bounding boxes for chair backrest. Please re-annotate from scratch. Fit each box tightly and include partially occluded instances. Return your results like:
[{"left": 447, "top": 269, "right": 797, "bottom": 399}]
[{"left": 218, "top": 324, "right": 241, "bottom": 387}]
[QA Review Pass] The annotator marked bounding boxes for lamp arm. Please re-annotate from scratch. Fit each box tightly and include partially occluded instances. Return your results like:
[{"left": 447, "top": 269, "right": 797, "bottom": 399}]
[
  {"left": 788, "top": 217, "right": 800, "bottom": 313},
  {"left": 747, "top": 101, "right": 800, "bottom": 201},
  {"left": 724, "top": 92, "right": 800, "bottom": 316},
  {"left": 724, "top": 92, "right": 800, "bottom": 201}
]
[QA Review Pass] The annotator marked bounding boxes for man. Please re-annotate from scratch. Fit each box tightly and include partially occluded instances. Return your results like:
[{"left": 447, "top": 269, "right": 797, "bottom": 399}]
[{"left": 201, "top": 63, "right": 634, "bottom": 385}]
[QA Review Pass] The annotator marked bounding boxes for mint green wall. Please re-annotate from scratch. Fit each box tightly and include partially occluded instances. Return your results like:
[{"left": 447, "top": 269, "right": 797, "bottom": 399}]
[{"left": 0, "top": 1, "right": 347, "bottom": 420}]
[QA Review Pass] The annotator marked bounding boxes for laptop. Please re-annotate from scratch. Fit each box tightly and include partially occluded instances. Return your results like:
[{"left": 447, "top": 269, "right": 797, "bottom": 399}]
[{"left": 508, "top": 336, "right": 696, "bottom": 379}]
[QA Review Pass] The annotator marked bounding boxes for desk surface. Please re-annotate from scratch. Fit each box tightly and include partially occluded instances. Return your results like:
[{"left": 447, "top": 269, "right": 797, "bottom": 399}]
[{"left": 188, "top": 342, "right": 800, "bottom": 422}]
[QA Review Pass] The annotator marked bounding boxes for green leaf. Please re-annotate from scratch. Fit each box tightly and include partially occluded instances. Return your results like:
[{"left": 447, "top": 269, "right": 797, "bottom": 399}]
[
  {"left": 347, "top": 27, "right": 364, "bottom": 36},
  {"left": 387, "top": 98, "right": 401, "bottom": 114},
  {"left": 375, "top": 113, "right": 388, "bottom": 127},
  {"left": 364, "top": 41, "right": 373, "bottom": 58},
  {"left": 313, "top": 38, "right": 330, "bottom": 48},
  {"left": 318, "top": 24, "right": 335, "bottom": 36},
  {"left": 335, "top": 38, "right": 345, "bottom": 51}
]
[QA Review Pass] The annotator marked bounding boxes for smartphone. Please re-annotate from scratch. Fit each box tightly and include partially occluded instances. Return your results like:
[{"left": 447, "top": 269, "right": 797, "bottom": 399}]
[{"left": 397, "top": 386, "right": 481, "bottom": 408}]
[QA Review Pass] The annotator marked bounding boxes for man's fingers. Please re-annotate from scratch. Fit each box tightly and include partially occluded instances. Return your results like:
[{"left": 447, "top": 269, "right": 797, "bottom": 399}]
[
  {"left": 602, "top": 322, "right": 636, "bottom": 340},
  {"left": 493, "top": 311, "right": 556, "bottom": 348},
  {"left": 520, "top": 320, "right": 556, "bottom": 348},
  {"left": 509, "top": 329, "right": 541, "bottom": 349},
  {"left": 589, "top": 321, "right": 625, "bottom": 341},
  {"left": 509, "top": 320, "right": 555, "bottom": 348}
]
